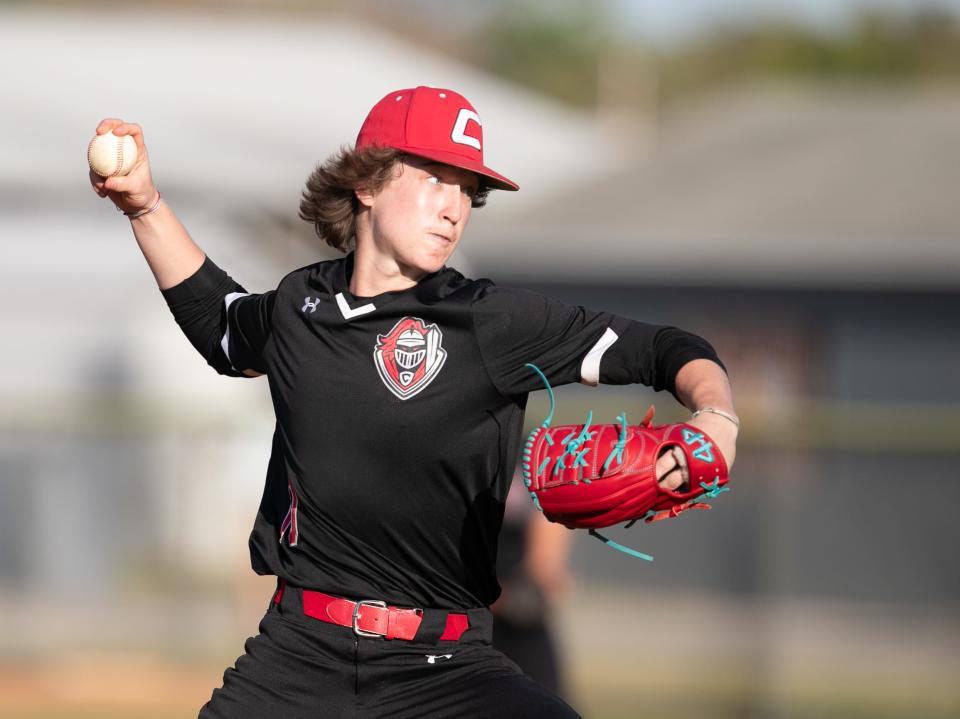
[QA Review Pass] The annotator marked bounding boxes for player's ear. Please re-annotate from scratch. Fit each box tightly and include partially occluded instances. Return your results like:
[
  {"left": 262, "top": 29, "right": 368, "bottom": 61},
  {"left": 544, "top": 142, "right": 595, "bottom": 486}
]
[
  {"left": 354, "top": 188, "right": 375, "bottom": 208},
  {"left": 355, "top": 186, "right": 375, "bottom": 208}
]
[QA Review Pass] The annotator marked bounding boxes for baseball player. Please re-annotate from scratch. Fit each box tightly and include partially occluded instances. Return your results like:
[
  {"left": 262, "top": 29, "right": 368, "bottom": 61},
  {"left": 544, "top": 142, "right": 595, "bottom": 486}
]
[{"left": 89, "top": 86, "right": 738, "bottom": 718}]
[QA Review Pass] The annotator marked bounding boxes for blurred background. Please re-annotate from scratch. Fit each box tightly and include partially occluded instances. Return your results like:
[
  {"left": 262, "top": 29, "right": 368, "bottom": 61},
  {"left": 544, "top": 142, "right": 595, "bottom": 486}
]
[{"left": 1, "top": 0, "right": 958, "bottom": 717}]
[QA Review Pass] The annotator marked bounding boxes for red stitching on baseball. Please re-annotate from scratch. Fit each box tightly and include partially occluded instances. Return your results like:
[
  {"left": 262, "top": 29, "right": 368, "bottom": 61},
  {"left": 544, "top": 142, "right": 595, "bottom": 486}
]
[{"left": 114, "top": 136, "right": 124, "bottom": 176}]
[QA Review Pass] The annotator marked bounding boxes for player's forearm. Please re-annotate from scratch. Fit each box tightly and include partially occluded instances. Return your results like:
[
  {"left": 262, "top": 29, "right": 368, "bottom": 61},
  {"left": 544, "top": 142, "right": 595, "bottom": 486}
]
[
  {"left": 674, "top": 357, "right": 739, "bottom": 470},
  {"left": 673, "top": 358, "right": 736, "bottom": 414},
  {"left": 129, "top": 196, "right": 206, "bottom": 290}
]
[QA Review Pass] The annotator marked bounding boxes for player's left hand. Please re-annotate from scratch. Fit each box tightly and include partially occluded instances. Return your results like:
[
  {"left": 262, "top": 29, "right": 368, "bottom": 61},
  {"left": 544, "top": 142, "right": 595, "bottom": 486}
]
[{"left": 656, "top": 410, "right": 738, "bottom": 491}]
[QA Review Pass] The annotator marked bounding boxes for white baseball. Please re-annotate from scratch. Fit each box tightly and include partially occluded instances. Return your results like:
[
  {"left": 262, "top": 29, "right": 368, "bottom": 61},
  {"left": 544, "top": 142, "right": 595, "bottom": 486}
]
[{"left": 87, "top": 130, "right": 138, "bottom": 177}]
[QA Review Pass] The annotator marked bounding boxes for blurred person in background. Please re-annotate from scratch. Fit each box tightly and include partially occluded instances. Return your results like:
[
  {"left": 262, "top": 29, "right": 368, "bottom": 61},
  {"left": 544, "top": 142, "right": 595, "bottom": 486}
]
[
  {"left": 88, "top": 85, "right": 737, "bottom": 718},
  {"left": 492, "top": 465, "right": 574, "bottom": 697}
]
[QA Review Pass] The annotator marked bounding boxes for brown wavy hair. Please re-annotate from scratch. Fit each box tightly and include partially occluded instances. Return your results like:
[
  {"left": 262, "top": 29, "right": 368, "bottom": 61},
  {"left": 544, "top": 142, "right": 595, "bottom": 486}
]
[{"left": 299, "top": 146, "right": 490, "bottom": 252}]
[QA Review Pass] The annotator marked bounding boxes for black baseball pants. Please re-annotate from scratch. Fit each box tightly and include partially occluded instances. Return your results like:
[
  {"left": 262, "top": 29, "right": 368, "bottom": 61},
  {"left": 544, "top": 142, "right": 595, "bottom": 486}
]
[{"left": 198, "top": 586, "right": 581, "bottom": 718}]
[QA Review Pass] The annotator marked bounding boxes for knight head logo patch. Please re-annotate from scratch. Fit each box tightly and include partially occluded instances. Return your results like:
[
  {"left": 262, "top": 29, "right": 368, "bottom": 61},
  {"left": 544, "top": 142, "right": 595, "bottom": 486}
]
[{"left": 374, "top": 317, "right": 447, "bottom": 400}]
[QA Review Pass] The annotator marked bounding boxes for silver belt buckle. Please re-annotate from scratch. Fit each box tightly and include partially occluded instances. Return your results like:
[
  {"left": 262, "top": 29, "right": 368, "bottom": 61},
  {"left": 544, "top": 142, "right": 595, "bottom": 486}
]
[{"left": 352, "top": 599, "right": 388, "bottom": 638}]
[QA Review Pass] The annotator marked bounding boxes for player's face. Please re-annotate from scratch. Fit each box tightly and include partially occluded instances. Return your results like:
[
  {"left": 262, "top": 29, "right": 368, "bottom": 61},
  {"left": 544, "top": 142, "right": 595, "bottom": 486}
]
[{"left": 362, "top": 157, "right": 479, "bottom": 277}]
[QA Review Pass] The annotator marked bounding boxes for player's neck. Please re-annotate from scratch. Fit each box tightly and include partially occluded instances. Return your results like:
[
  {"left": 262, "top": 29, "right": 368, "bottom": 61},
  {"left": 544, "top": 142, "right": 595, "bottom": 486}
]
[{"left": 349, "top": 246, "right": 425, "bottom": 298}]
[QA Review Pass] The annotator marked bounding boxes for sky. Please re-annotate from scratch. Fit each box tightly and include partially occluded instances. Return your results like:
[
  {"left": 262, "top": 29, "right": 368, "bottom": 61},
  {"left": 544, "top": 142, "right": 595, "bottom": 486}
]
[
  {"left": 611, "top": 0, "right": 960, "bottom": 42},
  {"left": 427, "top": 0, "right": 960, "bottom": 46}
]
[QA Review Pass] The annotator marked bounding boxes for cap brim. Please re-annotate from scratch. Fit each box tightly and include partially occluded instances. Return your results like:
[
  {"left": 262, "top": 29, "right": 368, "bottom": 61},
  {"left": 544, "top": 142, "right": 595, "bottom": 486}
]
[{"left": 396, "top": 145, "right": 519, "bottom": 191}]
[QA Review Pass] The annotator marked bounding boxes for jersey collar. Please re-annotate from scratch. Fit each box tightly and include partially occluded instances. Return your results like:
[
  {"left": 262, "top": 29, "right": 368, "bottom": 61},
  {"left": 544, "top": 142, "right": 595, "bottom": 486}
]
[{"left": 334, "top": 252, "right": 459, "bottom": 320}]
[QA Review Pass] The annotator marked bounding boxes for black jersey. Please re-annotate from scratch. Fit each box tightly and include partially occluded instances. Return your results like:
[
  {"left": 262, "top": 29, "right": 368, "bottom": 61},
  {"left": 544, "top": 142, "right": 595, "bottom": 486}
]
[{"left": 163, "top": 253, "right": 721, "bottom": 609}]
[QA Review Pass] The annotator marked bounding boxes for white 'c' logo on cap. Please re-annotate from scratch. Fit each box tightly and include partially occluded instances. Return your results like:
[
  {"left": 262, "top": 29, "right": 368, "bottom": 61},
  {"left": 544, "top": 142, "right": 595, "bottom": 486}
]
[{"left": 451, "top": 109, "right": 482, "bottom": 151}]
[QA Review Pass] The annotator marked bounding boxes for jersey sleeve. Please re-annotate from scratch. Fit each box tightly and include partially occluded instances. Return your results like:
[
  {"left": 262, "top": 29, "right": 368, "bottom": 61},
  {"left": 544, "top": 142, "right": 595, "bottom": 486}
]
[
  {"left": 471, "top": 284, "right": 723, "bottom": 398},
  {"left": 161, "top": 256, "right": 276, "bottom": 376}
]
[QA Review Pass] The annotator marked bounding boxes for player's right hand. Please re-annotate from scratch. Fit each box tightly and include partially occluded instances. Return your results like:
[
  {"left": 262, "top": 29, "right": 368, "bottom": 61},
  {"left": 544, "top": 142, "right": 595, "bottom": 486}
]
[{"left": 89, "top": 119, "right": 159, "bottom": 216}]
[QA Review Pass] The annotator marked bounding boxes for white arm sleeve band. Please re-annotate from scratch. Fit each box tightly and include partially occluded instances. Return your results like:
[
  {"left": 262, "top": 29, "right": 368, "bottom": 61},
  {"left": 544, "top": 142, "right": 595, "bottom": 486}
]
[
  {"left": 579, "top": 326, "right": 619, "bottom": 386},
  {"left": 220, "top": 291, "right": 250, "bottom": 369}
]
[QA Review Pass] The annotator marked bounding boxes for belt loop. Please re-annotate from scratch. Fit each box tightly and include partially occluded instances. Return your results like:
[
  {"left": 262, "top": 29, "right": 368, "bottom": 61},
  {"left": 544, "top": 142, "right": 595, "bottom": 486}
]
[
  {"left": 411, "top": 608, "right": 449, "bottom": 644},
  {"left": 456, "top": 607, "right": 493, "bottom": 644}
]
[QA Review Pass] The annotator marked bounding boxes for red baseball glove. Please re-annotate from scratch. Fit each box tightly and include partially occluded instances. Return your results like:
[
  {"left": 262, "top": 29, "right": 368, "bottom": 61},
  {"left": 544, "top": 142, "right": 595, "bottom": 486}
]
[{"left": 520, "top": 366, "right": 730, "bottom": 560}]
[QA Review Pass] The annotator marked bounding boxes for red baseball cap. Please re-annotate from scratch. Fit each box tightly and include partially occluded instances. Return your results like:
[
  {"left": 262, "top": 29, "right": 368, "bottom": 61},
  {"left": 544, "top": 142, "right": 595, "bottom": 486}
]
[{"left": 356, "top": 86, "right": 519, "bottom": 191}]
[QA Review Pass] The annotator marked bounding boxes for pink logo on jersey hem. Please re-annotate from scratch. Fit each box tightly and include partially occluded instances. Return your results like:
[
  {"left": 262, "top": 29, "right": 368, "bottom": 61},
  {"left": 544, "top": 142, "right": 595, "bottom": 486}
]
[
  {"left": 373, "top": 317, "right": 447, "bottom": 400},
  {"left": 280, "top": 479, "right": 299, "bottom": 546}
]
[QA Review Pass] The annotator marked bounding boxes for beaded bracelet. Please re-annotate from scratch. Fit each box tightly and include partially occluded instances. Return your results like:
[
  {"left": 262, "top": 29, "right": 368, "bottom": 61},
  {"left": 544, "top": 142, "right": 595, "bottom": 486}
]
[
  {"left": 692, "top": 406, "right": 741, "bottom": 429},
  {"left": 124, "top": 191, "right": 162, "bottom": 219}
]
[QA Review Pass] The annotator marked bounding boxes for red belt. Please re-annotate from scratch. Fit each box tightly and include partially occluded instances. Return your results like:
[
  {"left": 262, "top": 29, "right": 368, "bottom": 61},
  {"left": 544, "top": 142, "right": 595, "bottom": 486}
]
[{"left": 273, "top": 581, "right": 469, "bottom": 641}]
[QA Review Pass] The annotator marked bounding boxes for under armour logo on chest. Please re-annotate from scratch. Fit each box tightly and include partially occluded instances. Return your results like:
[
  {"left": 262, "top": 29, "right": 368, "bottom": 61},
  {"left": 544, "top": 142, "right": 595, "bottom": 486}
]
[{"left": 302, "top": 297, "right": 320, "bottom": 314}]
